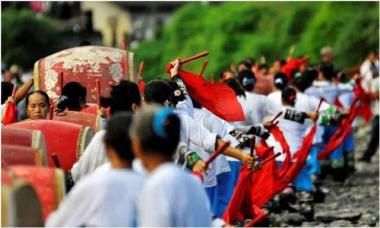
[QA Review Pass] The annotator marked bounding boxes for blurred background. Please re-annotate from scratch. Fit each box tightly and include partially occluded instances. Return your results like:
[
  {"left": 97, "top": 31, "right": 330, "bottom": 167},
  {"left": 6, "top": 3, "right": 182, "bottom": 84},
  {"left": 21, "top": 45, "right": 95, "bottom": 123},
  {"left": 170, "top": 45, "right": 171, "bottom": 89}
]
[{"left": 1, "top": 1, "right": 379, "bottom": 81}]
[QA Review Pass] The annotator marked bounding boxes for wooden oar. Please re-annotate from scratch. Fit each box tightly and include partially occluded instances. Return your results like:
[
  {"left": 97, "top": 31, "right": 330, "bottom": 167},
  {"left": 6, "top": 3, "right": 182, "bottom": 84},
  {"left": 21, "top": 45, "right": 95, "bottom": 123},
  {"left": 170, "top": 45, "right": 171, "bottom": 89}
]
[{"left": 138, "top": 61, "right": 145, "bottom": 80}]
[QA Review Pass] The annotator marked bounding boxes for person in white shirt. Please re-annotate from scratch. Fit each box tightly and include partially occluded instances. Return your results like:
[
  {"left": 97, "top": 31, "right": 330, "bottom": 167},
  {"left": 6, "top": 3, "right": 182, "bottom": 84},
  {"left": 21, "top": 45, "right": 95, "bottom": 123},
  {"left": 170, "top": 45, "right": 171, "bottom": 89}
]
[
  {"left": 71, "top": 81, "right": 144, "bottom": 182},
  {"left": 359, "top": 50, "right": 379, "bottom": 163},
  {"left": 46, "top": 113, "right": 144, "bottom": 227},
  {"left": 130, "top": 105, "right": 213, "bottom": 226}
]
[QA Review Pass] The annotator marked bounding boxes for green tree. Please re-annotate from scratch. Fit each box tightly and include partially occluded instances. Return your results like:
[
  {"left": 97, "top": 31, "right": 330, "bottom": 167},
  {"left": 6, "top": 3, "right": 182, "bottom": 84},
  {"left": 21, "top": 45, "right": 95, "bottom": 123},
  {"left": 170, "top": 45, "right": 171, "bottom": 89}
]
[
  {"left": 133, "top": 2, "right": 379, "bottom": 80},
  {"left": 2, "top": 9, "right": 60, "bottom": 70}
]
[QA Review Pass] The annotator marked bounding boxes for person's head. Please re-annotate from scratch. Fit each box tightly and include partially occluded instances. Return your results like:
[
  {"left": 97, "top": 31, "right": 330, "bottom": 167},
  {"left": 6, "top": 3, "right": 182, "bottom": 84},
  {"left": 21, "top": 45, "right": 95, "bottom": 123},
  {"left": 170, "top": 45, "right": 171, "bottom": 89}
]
[
  {"left": 101, "top": 80, "right": 141, "bottom": 115},
  {"left": 104, "top": 112, "right": 134, "bottom": 168},
  {"left": 272, "top": 60, "right": 283, "bottom": 74},
  {"left": 144, "top": 79, "right": 174, "bottom": 108},
  {"left": 25, "top": 90, "right": 50, "bottom": 120},
  {"left": 237, "top": 69, "right": 256, "bottom": 91},
  {"left": 166, "top": 80, "right": 186, "bottom": 107},
  {"left": 281, "top": 86, "right": 297, "bottom": 107},
  {"left": 368, "top": 50, "right": 378, "bottom": 62},
  {"left": 258, "top": 63, "right": 269, "bottom": 76},
  {"left": 320, "top": 46, "right": 333, "bottom": 64},
  {"left": 220, "top": 68, "right": 235, "bottom": 81},
  {"left": 238, "top": 60, "right": 252, "bottom": 73},
  {"left": 1, "top": 81, "right": 14, "bottom": 104},
  {"left": 318, "top": 64, "right": 334, "bottom": 81},
  {"left": 129, "top": 105, "right": 181, "bottom": 171},
  {"left": 224, "top": 78, "right": 246, "bottom": 98},
  {"left": 273, "top": 72, "right": 288, "bottom": 90},
  {"left": 292, "top": 68, "right": 317, "bottom": 92},
  {"left": 60, "top": 81, "right": 87, "bottom": 111}
]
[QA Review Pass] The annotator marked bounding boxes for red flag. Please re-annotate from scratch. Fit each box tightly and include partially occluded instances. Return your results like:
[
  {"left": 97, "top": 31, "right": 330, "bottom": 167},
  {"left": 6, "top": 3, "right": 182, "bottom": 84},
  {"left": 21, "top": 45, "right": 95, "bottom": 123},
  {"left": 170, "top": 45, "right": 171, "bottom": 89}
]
[
  {"left": 1, "top": 100, "right": 17, "bottom": 125},
  {"left": 281, "top": 58, "right": 306, "bottom": 80},
  {"left": 318, "top": 99, "right": 358, "bottom": 160},
  {"left": 166, "top": 65, "right": 245, "bottom": 122}
]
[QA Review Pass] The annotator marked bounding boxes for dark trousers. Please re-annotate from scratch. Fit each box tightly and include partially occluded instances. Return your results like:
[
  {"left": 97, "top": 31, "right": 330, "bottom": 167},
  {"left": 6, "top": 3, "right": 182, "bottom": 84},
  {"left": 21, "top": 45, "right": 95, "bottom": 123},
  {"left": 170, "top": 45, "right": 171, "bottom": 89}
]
[{"left": 361, "top": 115, "right": 379, "bottom": 162}]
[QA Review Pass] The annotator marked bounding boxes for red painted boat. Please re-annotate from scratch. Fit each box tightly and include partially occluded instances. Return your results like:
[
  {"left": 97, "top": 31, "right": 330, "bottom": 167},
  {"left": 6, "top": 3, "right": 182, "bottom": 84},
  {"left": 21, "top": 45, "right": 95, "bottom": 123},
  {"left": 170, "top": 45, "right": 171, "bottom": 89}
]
[
  {"left": 6, "top": 166, "right": 65, "bottom": 221},
  {"left": 33, "top": 45, "right": 135, "bottom": 103},
  {"left": 2, "top": 171, "right": 43, "bottom": 226},
  {"left": 2, "top": 145, "right": 44, "bottom": 167},
  {"left": 8, "top": 120, "right": 94, "bottom": 171},
  {"left": 2, "top": 127, "right": 48, "bottom": 165},
  {"left": 52, "top": 110, "right": 102, "bottom": 132}
]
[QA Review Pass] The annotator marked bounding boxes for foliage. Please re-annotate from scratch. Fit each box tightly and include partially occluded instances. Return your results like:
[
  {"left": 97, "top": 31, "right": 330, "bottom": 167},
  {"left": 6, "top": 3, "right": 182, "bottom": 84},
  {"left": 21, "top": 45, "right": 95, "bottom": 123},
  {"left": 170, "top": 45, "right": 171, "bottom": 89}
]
[
  {"left": 2, "top": 9, "right": 60, "bottom": 70},
  {"left": 133, "top": 2, "right": 379, "bottom": 80}
]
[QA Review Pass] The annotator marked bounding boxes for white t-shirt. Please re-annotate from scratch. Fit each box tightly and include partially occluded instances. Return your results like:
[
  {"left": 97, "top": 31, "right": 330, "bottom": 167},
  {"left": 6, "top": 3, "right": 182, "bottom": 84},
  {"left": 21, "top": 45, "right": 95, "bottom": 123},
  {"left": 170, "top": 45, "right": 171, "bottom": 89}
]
[
  {"left": 137, "top": 163, "right": 212, "bottom": 227},
  {"left": 46, "top": 168, "right": 144, "bottom": 227},
  {"left": 361, "top": 59, "right": 379, "bottom": 115}
]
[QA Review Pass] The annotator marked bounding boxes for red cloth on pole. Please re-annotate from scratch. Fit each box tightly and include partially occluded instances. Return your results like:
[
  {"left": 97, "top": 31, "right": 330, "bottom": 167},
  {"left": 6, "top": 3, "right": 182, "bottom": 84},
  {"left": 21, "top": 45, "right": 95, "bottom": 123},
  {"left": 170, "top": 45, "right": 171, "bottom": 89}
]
[
  {"left": 353, "top": 79, "right": 373, "bottom": 123},
  {"left": 166, "top": 64, "right": 245, "bottom": 121},
  {"left": 138, "top": 79, "right": 145, "bottom": 93},
  {"left": 2, "top": 100, "right": 17, "bottom": 125},
  {"left": 318, "top": 99, "right": 358, "bottom": 160},
  {"left": 281, "top": 58, "right": 306, "bottom": 80},
  {"left": 223, "top": 123, "right": 317, "bottom": 226}
]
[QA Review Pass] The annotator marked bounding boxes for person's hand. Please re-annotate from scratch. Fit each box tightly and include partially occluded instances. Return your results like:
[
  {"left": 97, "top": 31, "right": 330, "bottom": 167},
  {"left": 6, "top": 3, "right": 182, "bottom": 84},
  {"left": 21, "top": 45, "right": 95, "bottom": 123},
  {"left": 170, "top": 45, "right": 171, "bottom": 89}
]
[
  {"left": 97, "top": 106, "right": 108, "bottom": 118},
  {"left": 50, "top": 97, "right": 59, "bottom": 111},
  {"left": 192, "top": 160, "right": 207, "bottom": 173},
  {"left": 241, "top": 153, "right": 254, "bottom": 169},
  {"left": 263, "top": 120, "right": 273, "bottom": 128},
  {"left": 306, "top": 111, "right": 319, "bottom": 122},
  {"left": 170, "top": 59, "right": 181, "bottom": 78}
]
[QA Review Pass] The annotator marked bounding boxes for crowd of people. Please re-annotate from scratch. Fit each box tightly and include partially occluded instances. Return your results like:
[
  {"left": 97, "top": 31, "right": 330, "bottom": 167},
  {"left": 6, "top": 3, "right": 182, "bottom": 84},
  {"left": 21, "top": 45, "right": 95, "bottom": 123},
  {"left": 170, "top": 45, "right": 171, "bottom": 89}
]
[{"left": 1, "top": 45, "right": 379, "bottom": 226}]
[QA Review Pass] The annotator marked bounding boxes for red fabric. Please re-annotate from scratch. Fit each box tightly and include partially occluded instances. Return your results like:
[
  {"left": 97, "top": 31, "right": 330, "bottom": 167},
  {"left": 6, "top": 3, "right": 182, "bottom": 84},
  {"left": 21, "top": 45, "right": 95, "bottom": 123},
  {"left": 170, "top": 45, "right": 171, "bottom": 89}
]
[
  {"left": 2, "top": 100, "right": 17, "bottom": 125},
  {"left": 353, "top": 79, "right": 373, "bottom": 123},
  {"left": 138, "top": 79, "right": 145, "bottom": 93},
  {"left": 318, "top": 99, "right": 358, "bottom": 160},
  {"left": 281, "top": 58, "right": 305, "bottom": 80},
  {"left": 166, "top": 64, "right": 245, "bottom": 121},
  {"left": 224, "top": 123, "right": 317, "bottom": 225}
]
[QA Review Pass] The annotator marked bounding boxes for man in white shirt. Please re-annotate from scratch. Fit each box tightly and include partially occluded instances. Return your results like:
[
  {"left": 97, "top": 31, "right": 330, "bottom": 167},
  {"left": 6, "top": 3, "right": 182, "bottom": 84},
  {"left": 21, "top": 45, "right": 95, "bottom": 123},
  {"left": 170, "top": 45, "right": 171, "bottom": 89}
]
[
  {"left": 46, "top": 113, "right": 143, "bottom": 227},
  {"left": 359, "top": 50, "right": 379, "bottom": 163}
]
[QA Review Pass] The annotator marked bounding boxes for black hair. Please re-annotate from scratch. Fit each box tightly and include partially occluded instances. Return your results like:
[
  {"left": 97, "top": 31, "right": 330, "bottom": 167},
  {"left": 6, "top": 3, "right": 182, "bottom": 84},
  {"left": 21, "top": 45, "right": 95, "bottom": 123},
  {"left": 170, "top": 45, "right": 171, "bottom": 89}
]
[
  {"left": 101, "top": 80, "right": 141, "bottom": 115},
  {"left": 224, "top": 78, "right": 246, "bottom": 98},
  {"left": 258, "top": 63, "right": 268, "bottom": 70},
  {"left": 144, "top": 79, "right": 173, "bottom": 107},
  {"left": 79, "top": 40, "right": 91, "bottom": 46},
  {"left": 319, "top": 63, "right": 335, "bottom": 81},
  {"left": 25, "top": 90, "right": 50, "bottom": 108},
  {"left": 282, "top": 86, "right": 297, "bottom": 106},
  {"left": 104, "top": 112, "right": 134, "bottom": 162},
  {"left": 292, "top": 68, "right": 318, "bottom": 92},
  {"left": 1, "top": 81, "right": 14, "bottom": 104},
  {"left": 60, "top": 81, "right": 87, "bottom": 111},
  {"left": 166, "top": 80, "right": 185, "bottom": 106},
  {"left": 237, "top": 69, "right": 256, "bottom": 91},
  {"left": 238, "top": 60, "right": 252, "bottom": 70},
  {"left": 190, "top": 96, "right": 202, "bottom": 109},
  {"left": 273, "top": 72, "right": 288, "bottom": 90},
  {"left": 130, "top": 105, "right": 180, "bottom": 158}
]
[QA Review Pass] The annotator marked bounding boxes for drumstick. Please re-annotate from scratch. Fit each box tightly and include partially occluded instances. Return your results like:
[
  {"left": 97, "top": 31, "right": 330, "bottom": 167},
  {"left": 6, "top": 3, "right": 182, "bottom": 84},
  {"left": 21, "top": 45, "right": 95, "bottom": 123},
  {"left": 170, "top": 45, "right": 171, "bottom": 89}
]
[
  {"left": 205, "top": 141, "right": 231, "bottom": 169},
  {"left": 260, "top": 152, "right": 281, "bottom": 166},
  {"left": 199, "top": 60, "right": 208, "bottom": 77},
  {"left": 48, "top": 106, "right": 54, "bottom": 120},
  {"left": 180, "top": 51, "right": 208, "bottom": 65},
  {"left": 51, "top": 153, "right": 61, "bottom": 168},
  {"left": 316, "top": 98, "right": 324, "bottom": 113},
  {"left": 250, "top": 136, "right": 256, "bottom": 157},
  {"left": 270, "top": 111, "right": 283, "bottom": 125},
  {"left": 59, "top": 72, "right": 64, "bottom": 96},
  {"left": 138, "top": 61, "right": 145, "bottom": 80},
  {"left": 96, "top": 79, "right": 101, "bottom": 106},
  {"left": 11, "top": 84, "right": 17, "bottom": 99}
]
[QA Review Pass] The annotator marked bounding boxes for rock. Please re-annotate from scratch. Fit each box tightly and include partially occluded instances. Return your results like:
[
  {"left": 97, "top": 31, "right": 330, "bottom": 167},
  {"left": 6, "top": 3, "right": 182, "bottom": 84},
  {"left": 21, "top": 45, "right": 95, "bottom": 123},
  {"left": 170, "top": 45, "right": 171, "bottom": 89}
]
[
  {"left": 329, "top": 220, "right": 353, "bottom": 227},
  {"left": 360, "top": 213, "right": 377, "bottom": 226},
  {"left": 284, "top": 213, "right": 306, "bottom": 226},
  {"left": 315, "top": 212, "right": 334, "bottom": 223},
  {"left": 335, "top": 209, "right": 362, "bottom": 221}
]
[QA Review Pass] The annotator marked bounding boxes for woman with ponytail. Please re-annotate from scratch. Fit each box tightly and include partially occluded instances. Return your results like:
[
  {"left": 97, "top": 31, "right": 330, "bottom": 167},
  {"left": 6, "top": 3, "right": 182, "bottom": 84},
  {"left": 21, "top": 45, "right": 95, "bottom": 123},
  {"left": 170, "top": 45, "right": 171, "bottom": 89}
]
[{"left": 130, "top": 105, "right": 212, "bottom": 226}]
